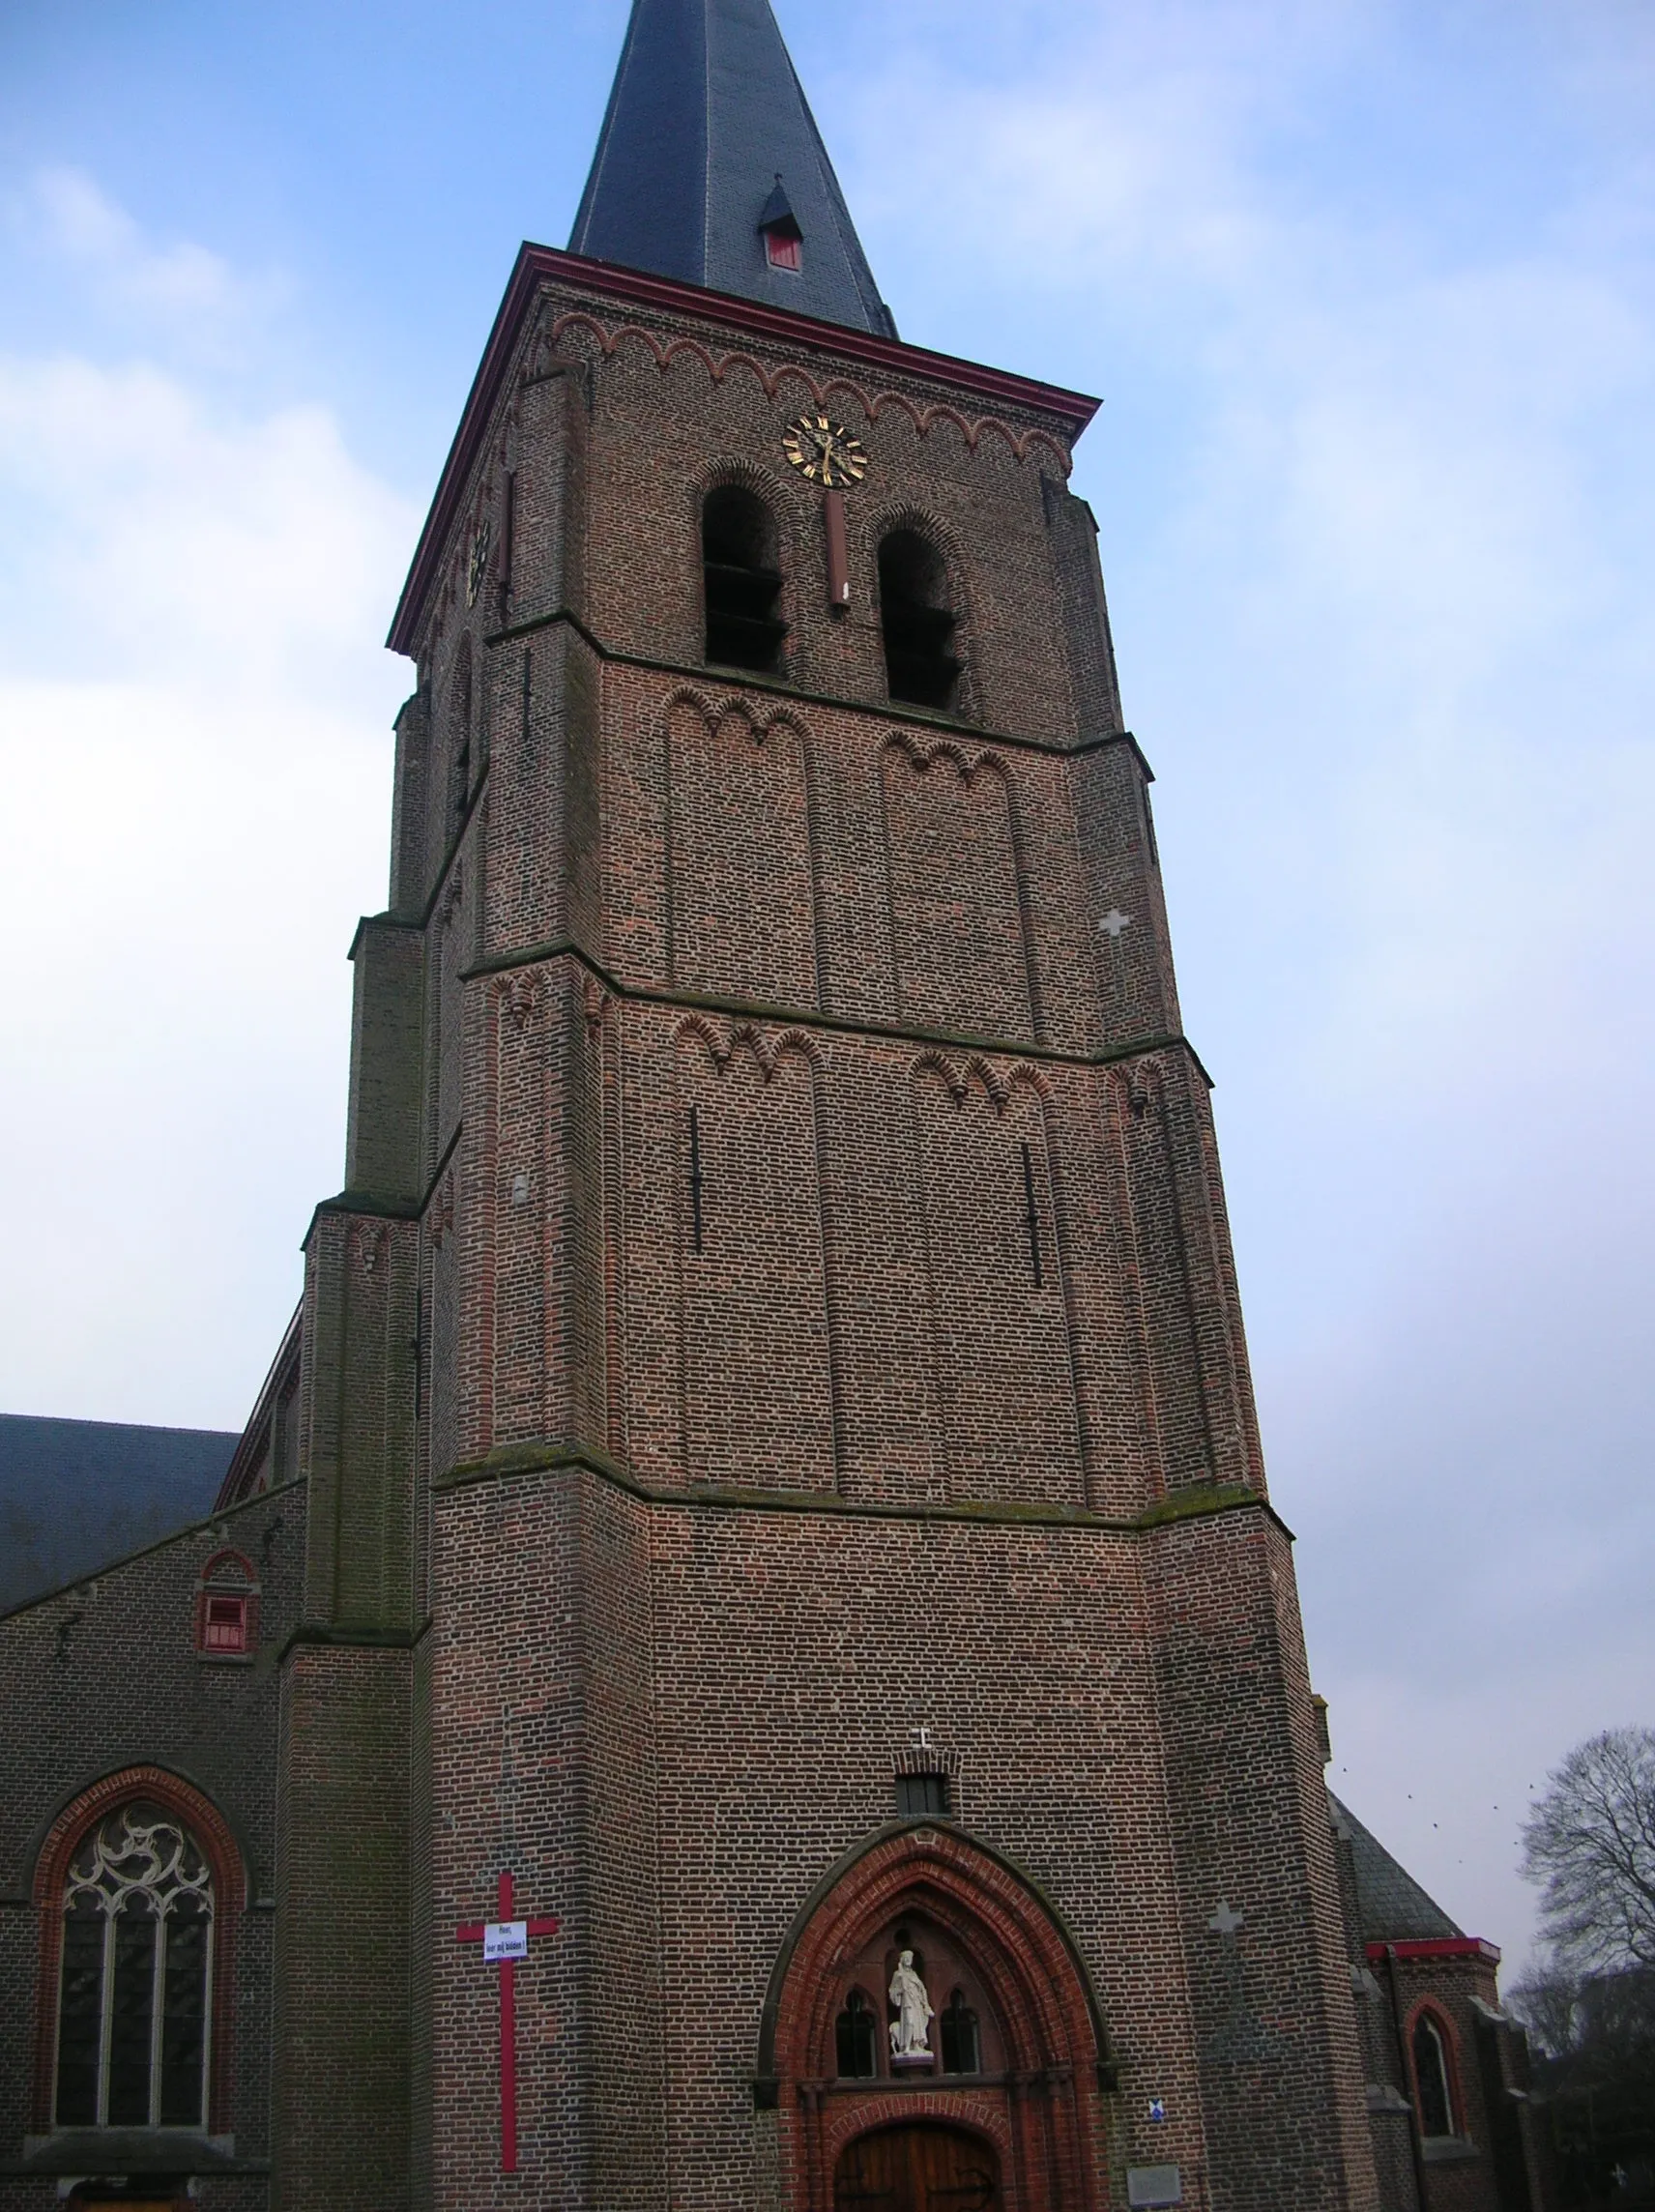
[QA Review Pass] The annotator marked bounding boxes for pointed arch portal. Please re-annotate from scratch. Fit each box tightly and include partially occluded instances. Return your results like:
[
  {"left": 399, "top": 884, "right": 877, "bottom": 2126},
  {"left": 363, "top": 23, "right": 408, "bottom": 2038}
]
[{"left": 759, "top": 1822, "right": 1114, "bottom": 2212}]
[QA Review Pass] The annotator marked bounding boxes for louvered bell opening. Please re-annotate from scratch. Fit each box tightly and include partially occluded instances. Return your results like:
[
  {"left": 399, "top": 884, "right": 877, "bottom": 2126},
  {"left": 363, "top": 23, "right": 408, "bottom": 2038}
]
[
  {"left": 880, "top": 529, "right": 959, "bottom": 710},
  {"left": 703, "top": 485, "right": 786, "bottom": 672}
]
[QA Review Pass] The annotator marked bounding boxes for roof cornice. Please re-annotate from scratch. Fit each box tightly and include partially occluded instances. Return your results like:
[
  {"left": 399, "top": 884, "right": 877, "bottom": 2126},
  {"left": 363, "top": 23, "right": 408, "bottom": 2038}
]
[{"left": 387, "top": 243, "right": 1101, "bottom": 656}]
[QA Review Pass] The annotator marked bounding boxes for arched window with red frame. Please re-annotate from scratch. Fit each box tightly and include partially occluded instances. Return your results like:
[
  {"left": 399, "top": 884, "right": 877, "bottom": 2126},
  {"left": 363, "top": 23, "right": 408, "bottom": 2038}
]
[
  {"left": 32, "top": 1769, "right": 244, "bottom": 2139},
  {"left": 1411, "top": 2007, "right": 1460, "bottom": 2139}
]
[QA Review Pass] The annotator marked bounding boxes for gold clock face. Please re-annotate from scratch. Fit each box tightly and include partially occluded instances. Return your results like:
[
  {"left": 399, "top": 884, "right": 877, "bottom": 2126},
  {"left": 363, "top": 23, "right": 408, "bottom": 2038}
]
[
  {"left": 783, "top": 414, "right": 868, "bottom": 487},
  {"left": 466, "top": 517, "right": 492, "bottom": 606}
]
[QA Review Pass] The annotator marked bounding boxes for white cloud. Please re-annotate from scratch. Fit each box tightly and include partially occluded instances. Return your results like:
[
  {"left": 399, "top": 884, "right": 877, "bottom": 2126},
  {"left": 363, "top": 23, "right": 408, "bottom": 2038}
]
[
  {"left": 0, "top": 179, "right": 415, "bottom": 1427},
  {"left": 0, "top": 353, "right": 415, "bottom": 694},
  {"left": 12, "top": 166, "right": 289, "bottom": 357}
]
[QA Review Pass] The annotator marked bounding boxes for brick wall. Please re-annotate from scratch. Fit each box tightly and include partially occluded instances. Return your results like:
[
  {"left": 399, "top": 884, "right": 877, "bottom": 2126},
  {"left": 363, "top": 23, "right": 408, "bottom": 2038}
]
[{"left": 0, "top": 1482, "right": 303, "bottom": 2212}]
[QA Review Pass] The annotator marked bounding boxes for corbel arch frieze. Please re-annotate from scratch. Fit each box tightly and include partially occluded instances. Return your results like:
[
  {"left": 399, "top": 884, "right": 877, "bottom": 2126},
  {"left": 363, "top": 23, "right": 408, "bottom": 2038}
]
[
  {"left": 908, "top": 1048, "right": 1060, "bottom": 1118},
  {"left": 662, "top": 682, "right": 812, "bottom": 754},
  {"left": 537, "top": 306, "right": 1073, "bottom": 469},
  {"left": 661, "top": 690, "right": 825, "bottom": 1009},
  {"left": 878, "top": 736, "right": 1043, "bottom": 1042},
  {"left": 910, "top": 1046, "right": 1011, "bottom": 1113},
  {"left": 672, "top": 1013, "right": 825, "bottom": 1084},
  {"left": 489, "top": 962, "right": 545, "bottom": 1033},
  {"left": 672, "top": 1009, "right": 733, "bottom": 1070}
]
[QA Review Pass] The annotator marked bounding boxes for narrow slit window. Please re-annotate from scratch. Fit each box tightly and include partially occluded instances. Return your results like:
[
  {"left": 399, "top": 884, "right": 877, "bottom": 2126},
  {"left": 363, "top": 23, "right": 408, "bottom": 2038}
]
[
  {"left": 687, "top": 1103, "right": 705, "bottom": 1254},
  {"left": 1020, "top": 1140, "right": 1044, "bottom": 1288},
  {"left": 702, "top": 486, "right": 786, "bottom": 672},
  {"left": 878, "top": 529, "right": 959, "bottom": 710},
  {"left": 450, "top": 644, "right": 474, "bottom": 816}
]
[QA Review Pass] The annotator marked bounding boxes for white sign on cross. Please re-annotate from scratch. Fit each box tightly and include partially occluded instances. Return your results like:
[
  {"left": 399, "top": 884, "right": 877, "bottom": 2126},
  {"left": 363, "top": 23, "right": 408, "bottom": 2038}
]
[{"left": 456, "top": 1871, "right": 561, "bottom": 2173}]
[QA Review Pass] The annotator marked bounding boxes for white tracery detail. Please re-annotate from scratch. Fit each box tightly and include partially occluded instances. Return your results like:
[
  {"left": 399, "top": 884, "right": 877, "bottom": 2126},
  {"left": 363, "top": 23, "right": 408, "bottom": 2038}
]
[{"left": 66, "top": 1807, "right": 213, "bottom": 1921}]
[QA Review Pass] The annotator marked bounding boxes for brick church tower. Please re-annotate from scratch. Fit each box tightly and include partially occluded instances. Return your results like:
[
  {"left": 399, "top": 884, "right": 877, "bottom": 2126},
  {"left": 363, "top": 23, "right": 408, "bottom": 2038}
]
[{"left": 276, "top": 4, "right": 1378, "bottom": 2209}]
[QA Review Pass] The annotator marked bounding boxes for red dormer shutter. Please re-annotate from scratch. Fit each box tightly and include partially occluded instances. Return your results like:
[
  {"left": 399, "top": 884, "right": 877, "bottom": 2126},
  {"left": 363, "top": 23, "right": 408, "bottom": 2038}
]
[{"left": 203, "top": 1594, "right": 247, "bottom": 1653}]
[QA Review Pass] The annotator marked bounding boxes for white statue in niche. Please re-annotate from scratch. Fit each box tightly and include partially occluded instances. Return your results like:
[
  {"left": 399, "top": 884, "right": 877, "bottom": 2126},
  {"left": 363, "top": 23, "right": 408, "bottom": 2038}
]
[{"left": 888, "top": 1949, "right": 935, "bottom": 2062}]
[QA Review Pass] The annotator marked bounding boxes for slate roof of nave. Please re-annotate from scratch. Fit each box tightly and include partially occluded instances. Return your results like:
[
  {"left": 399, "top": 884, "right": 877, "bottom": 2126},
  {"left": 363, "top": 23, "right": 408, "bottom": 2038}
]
[
  {"left": 1332, "top": 1790, "right": 1465, "bottom": 1943},
  {"left": 568, "top": 0, "right": 897, "bottom": 338},
  {"left": 0, "top": 1412, "right": 236, "bottom": 1615}
]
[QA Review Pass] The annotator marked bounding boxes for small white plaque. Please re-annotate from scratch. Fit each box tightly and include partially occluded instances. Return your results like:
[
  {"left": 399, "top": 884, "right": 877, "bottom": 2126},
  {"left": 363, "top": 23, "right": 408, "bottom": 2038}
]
[
  {"left": 483, "top": 1920, "right": 529, "bottom": 1961},
  {"left": 1127, "top": 2167, "right": 1183, "bottom": 2209}
]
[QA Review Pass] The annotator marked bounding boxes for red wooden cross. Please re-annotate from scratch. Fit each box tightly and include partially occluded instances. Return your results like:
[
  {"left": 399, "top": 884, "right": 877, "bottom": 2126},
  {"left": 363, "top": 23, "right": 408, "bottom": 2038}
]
[{"left": 456, "top": 1871, "right": 561, "bottom": 2173}]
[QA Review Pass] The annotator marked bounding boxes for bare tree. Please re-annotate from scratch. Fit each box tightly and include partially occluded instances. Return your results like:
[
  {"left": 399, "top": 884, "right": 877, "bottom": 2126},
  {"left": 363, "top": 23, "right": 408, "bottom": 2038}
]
[{"left": 1521, "top": 1727, "right": 1655, "bottom": 1973}]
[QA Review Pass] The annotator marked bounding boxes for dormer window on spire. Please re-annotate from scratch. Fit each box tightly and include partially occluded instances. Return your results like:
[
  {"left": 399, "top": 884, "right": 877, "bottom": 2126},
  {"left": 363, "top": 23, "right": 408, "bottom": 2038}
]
[{"left": 758, "top": 177, "right": 803, "bottom": 275}]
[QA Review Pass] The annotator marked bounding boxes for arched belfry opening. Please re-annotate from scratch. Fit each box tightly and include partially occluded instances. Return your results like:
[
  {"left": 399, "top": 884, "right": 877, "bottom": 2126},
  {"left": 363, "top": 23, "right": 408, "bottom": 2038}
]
[
  {"left": 879, "top": 527, "right": 960, "bottom": 710},
  {"left": 759, "top": 1824, "right": 1113, "bottom": 2212},
  {"left": 702, "top": 484, "right": 786, "bottom": 672}
]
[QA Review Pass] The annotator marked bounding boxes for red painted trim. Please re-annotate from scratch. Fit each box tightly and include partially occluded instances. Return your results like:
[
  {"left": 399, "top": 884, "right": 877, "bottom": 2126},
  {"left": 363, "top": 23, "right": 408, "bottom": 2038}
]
[
  {"left": 194, "top": 1588, "right": 257, "bottom": 1658},
  {"left": 387, "top": 242, "right": 1101, "bottom": 656},
  {"left": 30, "top": 1767, "right": 247, "bottom": 2136},
  {"left": 1366, "top": 1937, "right": 1500, "bottom": 1964},
  {"left": 197, "top": 1548, "right": 259, "bottom": 1588},
  {"left": 194, "top": 1554, "right": 260, "bottom": 1659}
]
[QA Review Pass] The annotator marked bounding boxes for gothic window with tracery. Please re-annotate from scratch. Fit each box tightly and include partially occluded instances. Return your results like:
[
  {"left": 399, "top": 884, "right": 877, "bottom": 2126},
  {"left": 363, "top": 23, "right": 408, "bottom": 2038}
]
[
  {"left": 1412, "top": 2012, "right": 1456, "bottom": 2139},
  {"left": 54, "top": 1805, "right": 214, "bottom": 2131},
  {"left": 835, "top": 1987, "right": 878, "bottom": 2079}
]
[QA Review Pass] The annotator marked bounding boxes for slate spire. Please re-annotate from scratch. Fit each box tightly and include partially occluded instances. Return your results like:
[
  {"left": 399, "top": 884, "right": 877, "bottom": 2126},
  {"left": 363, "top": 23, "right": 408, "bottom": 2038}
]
[{"left": 569, "top": 0, "right": 897, "bottom": 338}]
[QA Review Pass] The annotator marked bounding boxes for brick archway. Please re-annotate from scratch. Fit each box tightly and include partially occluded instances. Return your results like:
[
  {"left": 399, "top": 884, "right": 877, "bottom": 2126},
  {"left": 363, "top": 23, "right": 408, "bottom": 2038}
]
[{"left": 760, "top": 1822, "right": 1113, "bottom": 2212}]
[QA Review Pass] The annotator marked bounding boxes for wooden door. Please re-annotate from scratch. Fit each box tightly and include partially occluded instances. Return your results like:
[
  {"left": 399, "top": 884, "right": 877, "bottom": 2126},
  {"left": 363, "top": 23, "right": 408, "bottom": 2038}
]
[{"left": 834, "top": 2122, "right": 1001, "bottom": 2212}]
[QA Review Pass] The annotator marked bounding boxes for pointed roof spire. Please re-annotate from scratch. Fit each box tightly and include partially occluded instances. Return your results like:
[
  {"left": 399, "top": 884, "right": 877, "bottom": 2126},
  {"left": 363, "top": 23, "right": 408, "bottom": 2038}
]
[{"left": 569, "top": 0, "right": 897, "bottom": 338}]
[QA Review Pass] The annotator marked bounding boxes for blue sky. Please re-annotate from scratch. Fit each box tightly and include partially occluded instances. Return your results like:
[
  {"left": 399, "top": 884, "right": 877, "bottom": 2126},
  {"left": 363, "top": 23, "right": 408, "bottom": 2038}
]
[{"left": 2, "top": 0, "right": 1652, "bottom": 1970}]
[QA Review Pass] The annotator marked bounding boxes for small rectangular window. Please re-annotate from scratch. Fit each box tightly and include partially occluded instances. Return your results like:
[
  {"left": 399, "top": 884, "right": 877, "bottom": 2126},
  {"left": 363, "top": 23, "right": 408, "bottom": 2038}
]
[
  {"left": 203, "top": 1594, "right": 247, "bottom": 1653},
  {"left": 895, "top": 1772, "right": 949, "bottom": 1819},
  {"left": 765, "top": 230, "right": 802, "bottom": 272}
]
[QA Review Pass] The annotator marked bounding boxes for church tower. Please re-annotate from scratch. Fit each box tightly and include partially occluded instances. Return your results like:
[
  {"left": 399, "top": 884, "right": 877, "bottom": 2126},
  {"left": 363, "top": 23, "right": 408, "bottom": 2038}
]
[{"left": 279, "top": 4, "right": 1379, "bottom": 2208}]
